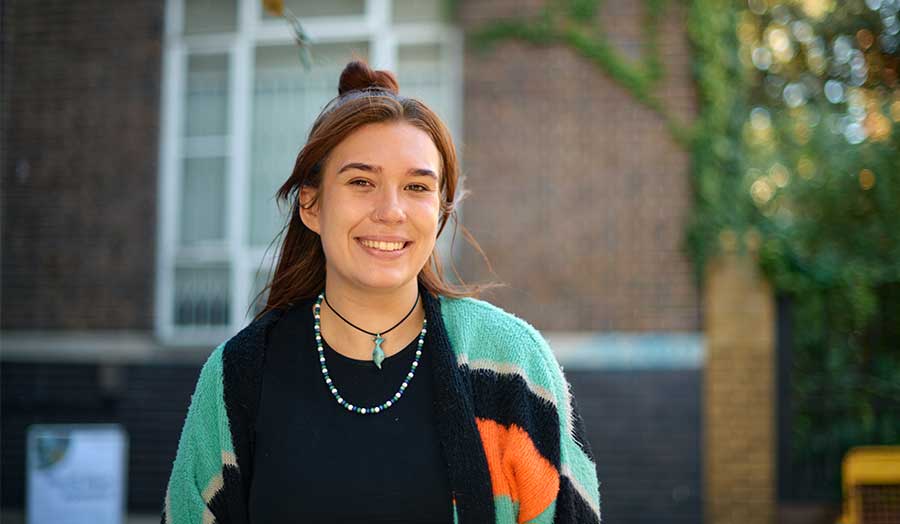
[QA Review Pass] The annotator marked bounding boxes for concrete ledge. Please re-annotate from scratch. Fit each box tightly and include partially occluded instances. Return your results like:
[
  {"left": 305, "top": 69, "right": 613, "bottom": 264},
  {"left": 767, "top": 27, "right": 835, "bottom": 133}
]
[
  {"left": 546, "top": 331, "right": 704, "bottom": 370},
  {"left": 1, "top": 330, "right": 705, "bottom": 369},
  {"left": 0, "top": 331, "right": 213, "bottom": 364},
  {"left": 1, "top": 512, "right": 160, "bottom": 524}
]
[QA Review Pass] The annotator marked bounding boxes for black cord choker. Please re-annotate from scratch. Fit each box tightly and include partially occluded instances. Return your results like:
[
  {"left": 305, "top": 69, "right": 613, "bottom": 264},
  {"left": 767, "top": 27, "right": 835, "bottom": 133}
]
[{"left": 322, "top": 290, "right": 420, "bottom": 369}]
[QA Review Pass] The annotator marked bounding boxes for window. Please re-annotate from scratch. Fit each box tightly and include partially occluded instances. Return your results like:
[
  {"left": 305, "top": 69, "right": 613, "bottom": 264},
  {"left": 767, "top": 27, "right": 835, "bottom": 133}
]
[{"left": 157, "top": 0, "right": 463, "bottom": 345}]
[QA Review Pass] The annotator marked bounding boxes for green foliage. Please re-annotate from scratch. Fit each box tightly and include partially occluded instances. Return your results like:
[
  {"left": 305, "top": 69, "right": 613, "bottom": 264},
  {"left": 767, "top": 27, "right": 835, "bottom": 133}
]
[
  {"left": 568, "top": 0, "right": 600, "bottom": 21},
  {"left": 686, "top": 0, "right": 900, "bottom": 498},
  {"left": 442, "top": 0, "right": 460, "bottom": 24}
]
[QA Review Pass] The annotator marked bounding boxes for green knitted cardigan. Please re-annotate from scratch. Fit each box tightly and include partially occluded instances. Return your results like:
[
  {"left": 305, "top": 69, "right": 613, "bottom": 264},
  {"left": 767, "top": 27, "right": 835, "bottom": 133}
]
[{"left": 162, "top": 283, "right": 601, "bottom": 523}]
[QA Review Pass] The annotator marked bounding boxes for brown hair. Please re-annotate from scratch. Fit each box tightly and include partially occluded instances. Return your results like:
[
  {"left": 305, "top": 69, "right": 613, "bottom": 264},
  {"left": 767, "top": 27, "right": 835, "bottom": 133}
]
[{"left": 251, "top": 59, "right": 503, "bottom": 320}]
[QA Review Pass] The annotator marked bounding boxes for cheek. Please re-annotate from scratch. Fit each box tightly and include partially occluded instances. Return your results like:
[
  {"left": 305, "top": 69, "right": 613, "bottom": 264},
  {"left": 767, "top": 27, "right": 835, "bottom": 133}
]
[
  {"left": 320, "top": 196, "right": 361, "bottom": 231},
  {"left": 416, "top": 194, "right": 441, "bottom": 218},
  {"left": 414, "top": 200, "right": 441, "bottom": 231}
]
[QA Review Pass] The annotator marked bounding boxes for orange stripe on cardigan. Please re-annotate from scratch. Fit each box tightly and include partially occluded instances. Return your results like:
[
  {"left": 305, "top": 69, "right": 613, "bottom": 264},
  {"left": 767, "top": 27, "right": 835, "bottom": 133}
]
[{"left": 475, "top": 417, "right": 559, "bottom": 522}]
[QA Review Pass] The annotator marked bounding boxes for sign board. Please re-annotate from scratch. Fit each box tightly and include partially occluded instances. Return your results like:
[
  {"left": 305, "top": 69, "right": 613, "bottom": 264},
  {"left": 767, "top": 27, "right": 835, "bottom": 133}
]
[{"left": 26, "top": 424, "right": 128, "bottom": 524}]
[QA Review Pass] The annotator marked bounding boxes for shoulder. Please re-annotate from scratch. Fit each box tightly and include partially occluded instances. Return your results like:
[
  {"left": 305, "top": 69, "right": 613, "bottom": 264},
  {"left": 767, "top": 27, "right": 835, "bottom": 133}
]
[
  {"left": 219, "top": 307, "right": 286, "bottom": 365},
  {"left": 438, "top": 295, "right": 566, "bottom": 398},
  {"left": 191, "top": 341, "right": 228, "bottom": 402},
  {"left": 439, "top": 294, "right": 544, "bottom": 345},
  {"left": 215, "top": 307, "right": 288, "bottom": 408}
]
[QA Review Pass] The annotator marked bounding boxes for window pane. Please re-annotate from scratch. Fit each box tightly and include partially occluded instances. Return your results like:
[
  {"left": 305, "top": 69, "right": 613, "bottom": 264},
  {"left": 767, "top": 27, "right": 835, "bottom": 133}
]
[
  {"left": 185, "top": 54, "right": 229, "bottom": 137},
  {"left": 392, "top": 0, "right": 444, "bottom": 23},
  {"left": 397, "top": 44, "right": 451, "bottom": 123},
  {"left": 180, "top": 157, "right": 226, "bottom": 246},
  {"left": 174, "top": 266, "right": 230, "bottom": 326},
  {"left": 184, "top": 0, "right": 237, "bottom": 34},
  {"left": 262, "top": 0, "right": 365, "bottom": 20},
  {"left": 249, "top": 42, "right": 369, "bottom": 246}
]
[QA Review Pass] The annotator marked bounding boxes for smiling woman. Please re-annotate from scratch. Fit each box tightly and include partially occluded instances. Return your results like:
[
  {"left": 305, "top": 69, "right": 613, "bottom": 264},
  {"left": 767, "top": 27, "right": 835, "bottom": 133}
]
[
  {"left": 161, "top": 60, "right": 602, "bottom": 524},
  {"left": 261, "top": 59, "right": 490, "bottom": 312}
]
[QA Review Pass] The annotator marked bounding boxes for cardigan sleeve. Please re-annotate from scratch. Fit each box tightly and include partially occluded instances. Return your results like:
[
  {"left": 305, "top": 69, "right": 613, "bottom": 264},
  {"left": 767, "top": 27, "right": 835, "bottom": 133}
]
[
  {"left": 526, "top": 329, "right": 602, "bottom": 524},
  {"left": 161, "top": 343, "right": 229, "bottom": 524},
  {"left": 553, "top": 384, "right": 602, "bottom": 523}
]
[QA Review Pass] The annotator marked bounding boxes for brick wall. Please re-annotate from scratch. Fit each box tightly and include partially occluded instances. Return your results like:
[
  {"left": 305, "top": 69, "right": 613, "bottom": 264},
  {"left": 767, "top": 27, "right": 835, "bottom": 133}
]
[
  {"left": 704, "top": 251, "right": 777, "bottom": 524},
  {"left": 1, "top": 0, "right": 163, "bottom": 330},
  {"left": 455, "top": 0, "right": 699, "bottom": 332}
]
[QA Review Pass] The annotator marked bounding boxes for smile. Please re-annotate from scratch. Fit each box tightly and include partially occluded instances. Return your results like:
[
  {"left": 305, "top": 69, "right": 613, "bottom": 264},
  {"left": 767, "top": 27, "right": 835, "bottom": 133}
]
[
  {"left": 356, "top": 238, "right": 412, "bottom": 258},
  {"left": 359, "top": 239, "right": 407, "bottom": 251}
]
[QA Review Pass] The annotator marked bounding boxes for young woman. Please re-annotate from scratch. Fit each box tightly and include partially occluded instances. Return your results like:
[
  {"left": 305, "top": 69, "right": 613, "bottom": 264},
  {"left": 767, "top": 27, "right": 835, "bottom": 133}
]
[{"left": 161, "top": 60, "right": 601, "bottom": 524}]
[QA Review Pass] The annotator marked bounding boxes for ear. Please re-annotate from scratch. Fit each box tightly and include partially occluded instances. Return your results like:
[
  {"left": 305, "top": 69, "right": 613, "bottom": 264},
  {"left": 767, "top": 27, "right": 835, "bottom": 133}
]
[{"left": 298, "top": 185, "right": 321, "bottom": 234}]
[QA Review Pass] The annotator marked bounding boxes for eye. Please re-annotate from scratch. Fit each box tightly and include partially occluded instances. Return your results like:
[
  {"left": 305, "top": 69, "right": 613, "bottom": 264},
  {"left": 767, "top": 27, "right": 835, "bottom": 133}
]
[{"left": 350, "top": 179, "right": 431, "bottom": 192}]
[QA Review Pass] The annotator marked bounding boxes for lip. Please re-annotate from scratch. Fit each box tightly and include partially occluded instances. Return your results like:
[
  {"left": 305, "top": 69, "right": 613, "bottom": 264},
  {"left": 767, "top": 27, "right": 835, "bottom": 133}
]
[
  {"left": 355, "top": 236, "right": 411, "bottom": 242},
  {"left": 356, "top": 238, "right": 412, "bottom": 260}
]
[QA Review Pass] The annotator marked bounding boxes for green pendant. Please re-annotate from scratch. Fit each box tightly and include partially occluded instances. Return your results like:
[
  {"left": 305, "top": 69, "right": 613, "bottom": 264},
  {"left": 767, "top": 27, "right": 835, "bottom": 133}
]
[{"left": 372, "top": 334, "right": 385, "bottom": 369}]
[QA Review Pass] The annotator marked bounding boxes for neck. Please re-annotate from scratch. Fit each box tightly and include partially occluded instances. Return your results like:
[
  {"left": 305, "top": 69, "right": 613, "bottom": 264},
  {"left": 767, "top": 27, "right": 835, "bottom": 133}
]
[{"left": 316, "top": 275, "right": 425, "bottom": 359}]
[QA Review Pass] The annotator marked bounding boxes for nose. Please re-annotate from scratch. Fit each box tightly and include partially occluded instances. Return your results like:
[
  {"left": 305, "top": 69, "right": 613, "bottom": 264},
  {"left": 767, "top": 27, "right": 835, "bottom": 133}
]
[{"left": 372, "top": 185, "right": 406, "bottom": 223}]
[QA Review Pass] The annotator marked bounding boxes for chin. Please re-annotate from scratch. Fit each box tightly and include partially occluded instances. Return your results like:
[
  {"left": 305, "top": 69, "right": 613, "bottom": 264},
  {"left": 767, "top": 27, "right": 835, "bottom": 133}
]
[{"left": 355, "top": 272, "right": 416, "bottom": 291}]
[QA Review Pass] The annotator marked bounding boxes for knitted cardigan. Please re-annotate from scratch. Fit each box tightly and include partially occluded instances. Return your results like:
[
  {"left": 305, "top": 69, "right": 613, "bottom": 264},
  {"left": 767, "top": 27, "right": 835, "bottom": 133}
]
[{"left": 161, "top": 285, "right": 602, "bottom": 523}]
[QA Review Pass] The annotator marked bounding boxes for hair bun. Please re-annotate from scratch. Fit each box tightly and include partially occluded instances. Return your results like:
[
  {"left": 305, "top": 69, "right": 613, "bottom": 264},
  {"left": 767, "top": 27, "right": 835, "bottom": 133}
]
[{"left": 338, "top": 60, "right": 400, "bottom": 96}]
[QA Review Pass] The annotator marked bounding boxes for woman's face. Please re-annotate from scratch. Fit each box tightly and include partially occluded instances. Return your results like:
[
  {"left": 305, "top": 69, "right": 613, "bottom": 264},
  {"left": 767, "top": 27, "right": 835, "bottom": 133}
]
[{"left": 299, "top": 121, "right": 443, "bottom": 293}]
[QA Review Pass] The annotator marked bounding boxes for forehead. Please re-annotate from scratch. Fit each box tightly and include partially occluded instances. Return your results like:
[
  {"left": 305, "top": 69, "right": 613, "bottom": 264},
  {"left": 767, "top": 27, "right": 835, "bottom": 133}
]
[{"left": 327, "top": 121, "right": 442, "bottom": 175}]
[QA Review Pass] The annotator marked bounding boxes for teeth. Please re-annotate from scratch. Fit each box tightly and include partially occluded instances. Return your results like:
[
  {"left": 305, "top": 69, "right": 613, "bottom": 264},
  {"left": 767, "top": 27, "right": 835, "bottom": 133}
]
[{"left": 360, "top": 239, "right": 406, "bottom": 251}]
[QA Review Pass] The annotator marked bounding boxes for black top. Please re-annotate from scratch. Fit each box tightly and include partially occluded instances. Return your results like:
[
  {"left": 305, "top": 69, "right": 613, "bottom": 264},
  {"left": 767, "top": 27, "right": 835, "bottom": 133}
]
[{"left": 248, "top": 296, "right": 453, "bottom": 524}]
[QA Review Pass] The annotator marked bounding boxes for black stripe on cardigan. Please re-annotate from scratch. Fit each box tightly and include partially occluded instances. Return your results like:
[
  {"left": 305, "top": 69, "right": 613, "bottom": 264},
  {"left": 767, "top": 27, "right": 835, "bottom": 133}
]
[
  {"left": 221, "top": 306, "right": 285, "bottom": 524},
  {"left": 468, "top": 367, "right": 562, "bottom": 468},
  {"left": 421, "top": 282, "right": 497, "bottom": 523}
]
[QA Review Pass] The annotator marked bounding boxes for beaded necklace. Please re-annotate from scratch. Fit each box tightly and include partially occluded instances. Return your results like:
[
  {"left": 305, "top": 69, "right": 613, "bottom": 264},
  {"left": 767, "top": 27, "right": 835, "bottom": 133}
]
[{"left": 313, "top": 292, "right": 426, "bottom": 415}]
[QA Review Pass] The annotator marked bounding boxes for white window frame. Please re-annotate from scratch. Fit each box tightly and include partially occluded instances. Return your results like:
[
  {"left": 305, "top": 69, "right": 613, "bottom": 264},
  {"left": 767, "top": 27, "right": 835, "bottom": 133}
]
[{"left": 156, "top": 0, "right": 464, "bottom": 346}]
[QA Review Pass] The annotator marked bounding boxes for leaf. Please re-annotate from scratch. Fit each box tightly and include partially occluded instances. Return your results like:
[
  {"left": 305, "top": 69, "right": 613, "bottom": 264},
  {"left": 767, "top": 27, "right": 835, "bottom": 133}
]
[{"left": 261, "top": 0, "right": 284, "bottom": 16}]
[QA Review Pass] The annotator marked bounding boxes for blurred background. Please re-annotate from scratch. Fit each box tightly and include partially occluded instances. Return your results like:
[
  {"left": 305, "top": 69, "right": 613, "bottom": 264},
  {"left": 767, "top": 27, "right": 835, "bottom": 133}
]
[{"left": 2, "top": 0, "right": 898, "bottom": 523}]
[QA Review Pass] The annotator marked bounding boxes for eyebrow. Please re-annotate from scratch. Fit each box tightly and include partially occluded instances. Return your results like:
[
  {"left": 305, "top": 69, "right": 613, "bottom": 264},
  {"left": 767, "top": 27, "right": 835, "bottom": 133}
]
[{"left": 337, "top": 162, "right": 438, "bottom": 180}]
